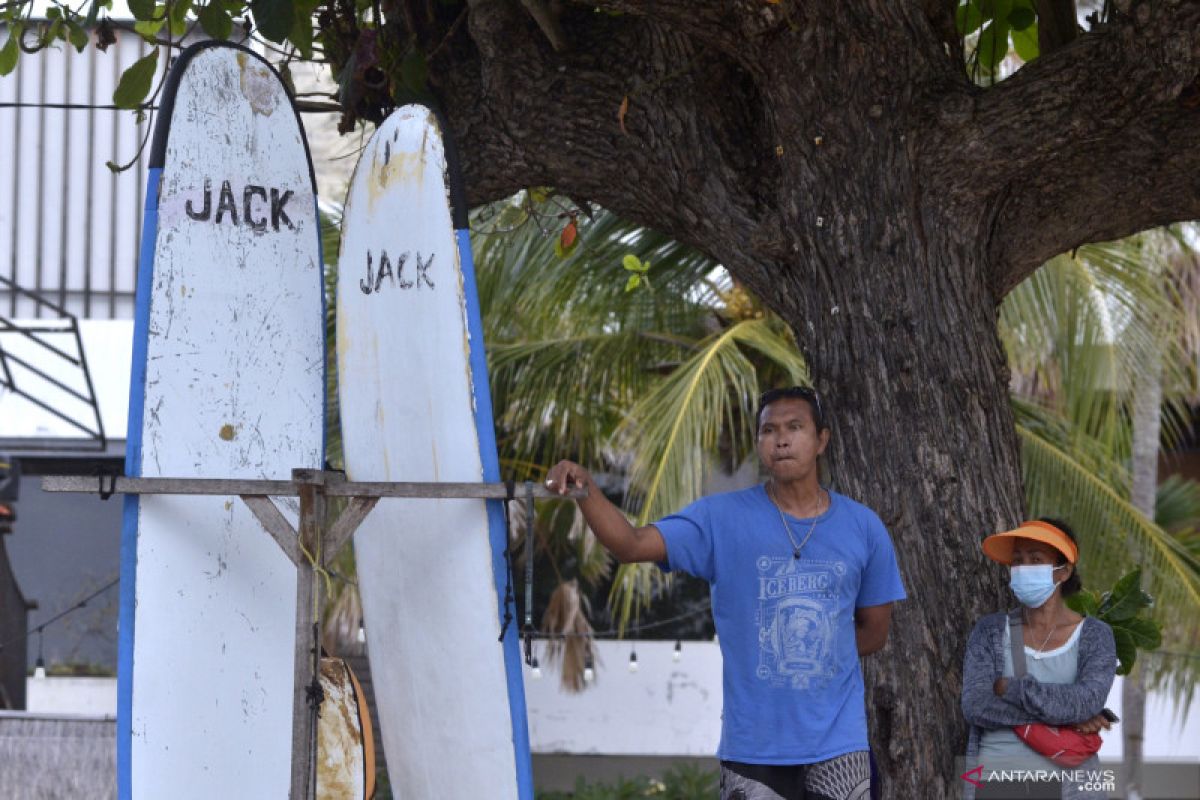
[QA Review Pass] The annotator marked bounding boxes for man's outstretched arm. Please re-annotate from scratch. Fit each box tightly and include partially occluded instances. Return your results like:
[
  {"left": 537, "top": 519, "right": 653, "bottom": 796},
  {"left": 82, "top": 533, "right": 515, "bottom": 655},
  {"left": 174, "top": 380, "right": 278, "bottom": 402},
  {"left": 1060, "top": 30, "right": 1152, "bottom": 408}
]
[{"left": 546, "top": 459, "right": 667, "bottom": 564}]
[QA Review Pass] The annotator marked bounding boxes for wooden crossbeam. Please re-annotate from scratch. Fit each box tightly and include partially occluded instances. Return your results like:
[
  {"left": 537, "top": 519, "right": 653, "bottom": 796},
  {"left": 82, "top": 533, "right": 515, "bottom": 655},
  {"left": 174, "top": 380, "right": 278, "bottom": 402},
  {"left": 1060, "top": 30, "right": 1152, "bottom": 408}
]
[{"left": 43, "top": 474, "right": 580, "bottom": 500}]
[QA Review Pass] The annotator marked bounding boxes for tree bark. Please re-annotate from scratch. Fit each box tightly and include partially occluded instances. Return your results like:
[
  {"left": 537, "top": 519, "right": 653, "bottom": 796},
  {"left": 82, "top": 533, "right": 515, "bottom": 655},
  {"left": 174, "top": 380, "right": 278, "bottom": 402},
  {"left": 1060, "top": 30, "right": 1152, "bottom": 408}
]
[{"left": 322, "top": 1, "right": 1200, "bottom": 795}]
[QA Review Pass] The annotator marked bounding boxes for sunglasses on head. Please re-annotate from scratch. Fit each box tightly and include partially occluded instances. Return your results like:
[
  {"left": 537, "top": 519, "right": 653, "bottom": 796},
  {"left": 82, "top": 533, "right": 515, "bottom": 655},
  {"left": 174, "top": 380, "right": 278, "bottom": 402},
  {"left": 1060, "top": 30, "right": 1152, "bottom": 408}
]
[{"left": 757, "top": 386, "right": 824, "bottom": 426}]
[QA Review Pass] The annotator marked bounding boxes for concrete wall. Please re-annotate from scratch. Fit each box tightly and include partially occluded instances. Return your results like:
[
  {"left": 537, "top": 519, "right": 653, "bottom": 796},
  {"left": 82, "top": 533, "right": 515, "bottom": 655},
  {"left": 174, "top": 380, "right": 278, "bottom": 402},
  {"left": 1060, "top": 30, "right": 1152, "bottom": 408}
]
[
  {"left": 0, "top": 711, "right": 115, "bottom": 800},
  {"left": 12, "top": 656, "right": 1200, "bottom": 797}
]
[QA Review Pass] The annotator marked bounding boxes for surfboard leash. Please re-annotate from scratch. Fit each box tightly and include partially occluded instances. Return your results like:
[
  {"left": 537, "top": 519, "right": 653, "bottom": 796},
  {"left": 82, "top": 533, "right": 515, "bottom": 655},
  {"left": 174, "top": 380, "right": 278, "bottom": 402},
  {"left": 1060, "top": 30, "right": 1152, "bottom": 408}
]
[
  {"left": 498, "top": 480, "right": 517, "bottom": 643},
  {"left": 522, "top": 481, "right": 536, "bottom": 667}
]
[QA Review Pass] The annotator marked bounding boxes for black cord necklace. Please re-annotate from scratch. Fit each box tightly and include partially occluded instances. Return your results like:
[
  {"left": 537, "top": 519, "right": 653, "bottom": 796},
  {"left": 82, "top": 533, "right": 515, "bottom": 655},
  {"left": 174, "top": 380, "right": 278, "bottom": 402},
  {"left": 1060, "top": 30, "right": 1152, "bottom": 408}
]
[{"left": 767, "top": 482, "right": 826, "bottom": 559}]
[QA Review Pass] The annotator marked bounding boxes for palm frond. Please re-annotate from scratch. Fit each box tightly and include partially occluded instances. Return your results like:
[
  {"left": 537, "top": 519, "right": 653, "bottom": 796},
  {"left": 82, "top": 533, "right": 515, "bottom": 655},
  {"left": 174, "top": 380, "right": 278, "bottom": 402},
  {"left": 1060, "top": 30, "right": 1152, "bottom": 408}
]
[
  {"left": 1016, "top": 410, "right": 1200, "bottom": 635},
  {"left": 604, "top": 317, "right": 807, "bottom": 630}
]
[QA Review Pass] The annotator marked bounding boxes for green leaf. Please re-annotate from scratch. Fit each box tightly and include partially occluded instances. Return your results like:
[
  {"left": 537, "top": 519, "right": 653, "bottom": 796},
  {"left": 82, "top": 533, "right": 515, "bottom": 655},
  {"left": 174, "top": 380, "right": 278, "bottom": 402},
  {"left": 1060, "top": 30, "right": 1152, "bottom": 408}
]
[
  {"left": 622, "top": 254, "right": 642, "bottom": 272},
  {"left": 1065, "top": 589, "right": 1101, "bottom": 617},
  {"left": 624, "top": 274, "right": 641, "bottom": 292},
  {"left": 113, "top": 50, "right": 159, "bottom": 110},
  {"left": 0, "top": 26, "right": 20, "bottom": 77},
  {"left": 1112, "top": 627, "right": 1137, "bottom": 675},
  {"left": 983, "top": 0, "right": 1014, "bottom": 19},
  {"left": 956, "top": 0, "right": 984, "bottom": 35},
  {"left": 250, "top": 0, "right": 295, "bottom": 44},
  {"left": 400, "top": 46, "right": 428, "bottom": 93},
  {"left": 289, "top": 8, "right": 314, "bottom": 58},
  {"left": 67, "top": 21, "right": 89, "bottom": 51},
  {"left": 1012, "top": 23, "right": 1039, "bottom": 61},
  {"left": 1114, "top": 616, "right": 1163, "bottom": 650},
  {"left": 1099, "top": 587, "right": 1152, "bottom": 623},
  {"left": 197, "top": 1, "right": 232, "bottom": 40},
  {"left": 1008, "top": 6, "right": 1035, "bottom": 30},
  {"left": 1098, "top": 569, "right": 1154, "bottom": 622},
  {"left": 168, "top": 0, "right": 192, "bottom": 36},
  {"left": 977, "top": 20, "right": 1010, "bottom": 73},
  {"left": 128, "top": 0, "right": 156, "bottom": 21},
  {"left": 133, "top": 17, "right": 164, "bottom": 43}
]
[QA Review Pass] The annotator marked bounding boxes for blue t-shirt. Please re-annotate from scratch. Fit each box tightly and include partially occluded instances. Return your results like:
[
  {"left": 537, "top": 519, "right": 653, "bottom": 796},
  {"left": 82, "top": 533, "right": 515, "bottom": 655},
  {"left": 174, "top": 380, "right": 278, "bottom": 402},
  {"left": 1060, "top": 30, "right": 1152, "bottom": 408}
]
[{"left": 656, "top": 486, "right": 906, "bottom": 764}]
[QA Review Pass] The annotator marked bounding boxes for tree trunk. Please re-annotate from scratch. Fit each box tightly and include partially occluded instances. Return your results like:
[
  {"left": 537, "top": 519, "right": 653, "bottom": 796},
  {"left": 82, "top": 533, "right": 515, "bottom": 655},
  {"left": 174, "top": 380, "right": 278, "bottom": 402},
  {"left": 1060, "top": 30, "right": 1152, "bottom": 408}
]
[
  {"left": 314, "top": 1, "right": 1200, "bottom": 795},
  {"left": 735, "top": 210, "right": 1024, "bottom": 797},
  {"left": 1125, "top": 354, "right": 1162, "bottom": 799}
]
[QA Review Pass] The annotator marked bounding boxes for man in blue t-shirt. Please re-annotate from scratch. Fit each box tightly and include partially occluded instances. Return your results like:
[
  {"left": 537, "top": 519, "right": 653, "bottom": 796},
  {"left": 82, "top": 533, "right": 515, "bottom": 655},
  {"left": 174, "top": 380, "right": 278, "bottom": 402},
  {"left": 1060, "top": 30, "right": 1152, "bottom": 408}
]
[{"left": 546, "top": 387, "right": 906, "bottom": 800}]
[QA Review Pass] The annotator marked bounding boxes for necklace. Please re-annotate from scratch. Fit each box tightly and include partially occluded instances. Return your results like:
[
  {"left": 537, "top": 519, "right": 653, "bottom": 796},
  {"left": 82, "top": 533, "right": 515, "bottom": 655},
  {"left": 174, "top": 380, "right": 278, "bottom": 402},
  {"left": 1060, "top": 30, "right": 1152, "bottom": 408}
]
[
  {"left": 767, "top": 482, "right": 825, "bottom": 560},
  {"left": 1024, "top": 610, "right": 1062, "bottom": 652}
]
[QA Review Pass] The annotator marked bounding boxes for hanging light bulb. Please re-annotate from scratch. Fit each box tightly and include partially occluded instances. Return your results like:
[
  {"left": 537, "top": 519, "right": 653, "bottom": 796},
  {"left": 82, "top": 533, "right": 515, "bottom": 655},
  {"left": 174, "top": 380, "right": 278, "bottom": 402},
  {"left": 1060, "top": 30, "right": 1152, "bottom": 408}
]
[
  {"left": 530, "top": 654, "right": 542, "bottom": 680},
  {"left": 628, "top": 648, "right": 638, "bottom": 674},
  {"left": 34, "top": 627, "right": 45, "bottom": 680},
  {"left": 673, "top": 639, "right": 682, "bottom": 662},
  {"left": 356, "top": 619, "right": 366, "bottom": 644},
  {"left": 583, "top": 652, "right": 595, "bottom": 684}
]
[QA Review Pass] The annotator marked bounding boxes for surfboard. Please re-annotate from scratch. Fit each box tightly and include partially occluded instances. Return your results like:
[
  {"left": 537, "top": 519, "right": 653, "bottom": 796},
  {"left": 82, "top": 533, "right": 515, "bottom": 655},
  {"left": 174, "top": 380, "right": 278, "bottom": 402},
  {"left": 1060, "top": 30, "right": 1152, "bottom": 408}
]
[
  {"left": 336, "top": 105, "right": 532, "bottom": 799},
  {"left": 119, "top": 41, "right": 324, "bottom": 799}
]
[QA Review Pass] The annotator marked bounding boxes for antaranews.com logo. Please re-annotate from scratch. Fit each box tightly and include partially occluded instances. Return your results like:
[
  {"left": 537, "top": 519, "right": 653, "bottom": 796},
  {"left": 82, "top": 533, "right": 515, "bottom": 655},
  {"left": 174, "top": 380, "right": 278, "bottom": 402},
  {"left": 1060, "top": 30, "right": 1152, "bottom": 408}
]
[{"left": 960, "top": 762, "right": 1117, "bottom": 795}]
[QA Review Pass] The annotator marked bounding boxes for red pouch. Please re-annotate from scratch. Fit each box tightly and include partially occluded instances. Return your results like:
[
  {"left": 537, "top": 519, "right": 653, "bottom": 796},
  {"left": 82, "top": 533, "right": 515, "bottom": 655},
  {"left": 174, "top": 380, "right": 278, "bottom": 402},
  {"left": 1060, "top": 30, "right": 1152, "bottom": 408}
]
[{"left": 1013, "top": 723, "right": 1102, "bottom": 768}]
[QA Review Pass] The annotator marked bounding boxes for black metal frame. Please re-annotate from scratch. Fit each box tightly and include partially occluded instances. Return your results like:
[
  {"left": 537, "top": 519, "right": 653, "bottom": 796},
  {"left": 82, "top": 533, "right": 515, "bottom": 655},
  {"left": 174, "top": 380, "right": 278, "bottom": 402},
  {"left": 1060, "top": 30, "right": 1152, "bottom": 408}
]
[{"left": 0, "top": 274, "right": 106, "bottom": 450}]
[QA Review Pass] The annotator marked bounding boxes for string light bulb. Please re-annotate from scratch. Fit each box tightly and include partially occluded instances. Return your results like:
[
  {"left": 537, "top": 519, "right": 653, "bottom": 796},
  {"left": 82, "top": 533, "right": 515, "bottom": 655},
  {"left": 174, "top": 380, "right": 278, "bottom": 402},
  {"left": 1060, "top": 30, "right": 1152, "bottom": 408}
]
[
  {"left": 583, "top": 652, "right": 595, "bottom": 684},
  {"left": 628, "top": 647, "right": 638, "bottom": 673},
  {"left": 357, "top": 619, "right": 366, "bottom": 644},
  {"left": 34, "top": 628, "right": 45, "bottom": 680},
  {"left": 530, "top": 654, "right": 542, "bottom": 680},
  {"left": 673, "top": 640, "right": 682, "bottom": 662}
]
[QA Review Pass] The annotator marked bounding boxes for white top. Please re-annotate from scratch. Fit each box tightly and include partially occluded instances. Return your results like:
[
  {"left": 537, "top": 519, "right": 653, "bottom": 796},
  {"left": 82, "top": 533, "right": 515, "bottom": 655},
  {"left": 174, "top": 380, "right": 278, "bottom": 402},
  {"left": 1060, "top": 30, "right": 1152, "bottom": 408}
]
[{"left": 977, "top": 619, "right": 1083, "bottom": 768}]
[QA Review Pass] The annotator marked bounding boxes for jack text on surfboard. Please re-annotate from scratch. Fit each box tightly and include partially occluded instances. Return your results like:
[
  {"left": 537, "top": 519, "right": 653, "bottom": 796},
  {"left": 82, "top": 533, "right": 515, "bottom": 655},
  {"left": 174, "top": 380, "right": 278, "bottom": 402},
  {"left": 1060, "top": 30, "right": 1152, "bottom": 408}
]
[
  {"left": 184, "top": 178, "right": 295, "bottom": 232},
  {"left": 360, "top": 250, "right": 436, "bottom": 294}
]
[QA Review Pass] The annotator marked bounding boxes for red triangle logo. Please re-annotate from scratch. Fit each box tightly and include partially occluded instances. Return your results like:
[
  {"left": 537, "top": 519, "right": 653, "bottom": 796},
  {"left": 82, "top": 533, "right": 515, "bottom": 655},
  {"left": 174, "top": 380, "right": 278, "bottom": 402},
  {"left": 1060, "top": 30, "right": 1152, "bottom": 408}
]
[{"left": 961, "top": 764, "right": 984, "bottom": 788}]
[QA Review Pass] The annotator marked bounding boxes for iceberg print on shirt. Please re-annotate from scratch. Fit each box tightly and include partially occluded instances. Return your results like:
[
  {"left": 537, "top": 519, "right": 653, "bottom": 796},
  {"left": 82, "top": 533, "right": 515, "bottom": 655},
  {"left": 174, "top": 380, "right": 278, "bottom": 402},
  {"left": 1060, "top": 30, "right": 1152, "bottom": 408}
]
[{"left": 755, "top": 556, "right": 846, "bottom": 689}]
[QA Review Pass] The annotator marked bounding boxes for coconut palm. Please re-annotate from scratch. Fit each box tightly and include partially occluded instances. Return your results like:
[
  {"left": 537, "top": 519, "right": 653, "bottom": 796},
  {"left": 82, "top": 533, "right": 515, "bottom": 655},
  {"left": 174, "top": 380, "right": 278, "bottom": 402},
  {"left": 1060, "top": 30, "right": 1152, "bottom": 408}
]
[
  {"left": 1006, "top": 235, "right": 1200, "bottom": 623},
  {"left": 472, "top": 195, "right": 808, "bottom": 679},
  {"left": 1001, "top": 231, "right": 1200, "bottom": 797}
]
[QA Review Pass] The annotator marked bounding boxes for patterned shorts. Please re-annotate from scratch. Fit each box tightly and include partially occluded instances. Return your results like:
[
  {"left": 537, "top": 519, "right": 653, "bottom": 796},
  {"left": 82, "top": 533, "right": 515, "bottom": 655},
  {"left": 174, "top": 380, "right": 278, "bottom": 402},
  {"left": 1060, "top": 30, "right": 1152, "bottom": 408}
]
[{"left": 720, "top": 751, "right": 871, "bottom": 800}]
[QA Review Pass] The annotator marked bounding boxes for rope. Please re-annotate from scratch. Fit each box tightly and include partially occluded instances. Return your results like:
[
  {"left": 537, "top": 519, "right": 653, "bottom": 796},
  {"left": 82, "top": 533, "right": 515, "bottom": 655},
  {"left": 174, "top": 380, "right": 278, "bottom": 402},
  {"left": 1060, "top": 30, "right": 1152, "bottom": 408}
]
[{"left": 497, "top": 480, "right": 516, "bottom": 642}]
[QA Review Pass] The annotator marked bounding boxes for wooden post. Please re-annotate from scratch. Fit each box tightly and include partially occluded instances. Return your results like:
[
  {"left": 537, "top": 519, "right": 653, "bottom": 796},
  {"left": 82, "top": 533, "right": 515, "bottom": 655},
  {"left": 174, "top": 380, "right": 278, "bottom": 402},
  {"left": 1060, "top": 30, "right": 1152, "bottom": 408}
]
[{"left": 292, "top": 468, "right": 325, "bottom": 800}]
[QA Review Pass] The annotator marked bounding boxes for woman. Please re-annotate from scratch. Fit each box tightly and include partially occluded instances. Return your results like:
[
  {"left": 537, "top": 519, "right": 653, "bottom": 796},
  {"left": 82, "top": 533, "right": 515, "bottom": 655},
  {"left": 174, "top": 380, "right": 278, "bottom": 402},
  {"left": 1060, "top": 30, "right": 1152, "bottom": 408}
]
[{"left": 961, "top": 519, "right": 1117, "bottom": 799}]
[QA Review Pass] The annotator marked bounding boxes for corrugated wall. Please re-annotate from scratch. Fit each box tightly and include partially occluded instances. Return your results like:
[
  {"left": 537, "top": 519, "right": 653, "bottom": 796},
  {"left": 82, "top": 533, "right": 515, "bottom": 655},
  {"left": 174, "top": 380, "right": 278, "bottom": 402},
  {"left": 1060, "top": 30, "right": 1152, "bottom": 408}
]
[
  {"left": 0, "top": 712, "right": 115, "bottom": 799},
  {"left": 0, "top": 23, "right": 157, "bottom": 321}
]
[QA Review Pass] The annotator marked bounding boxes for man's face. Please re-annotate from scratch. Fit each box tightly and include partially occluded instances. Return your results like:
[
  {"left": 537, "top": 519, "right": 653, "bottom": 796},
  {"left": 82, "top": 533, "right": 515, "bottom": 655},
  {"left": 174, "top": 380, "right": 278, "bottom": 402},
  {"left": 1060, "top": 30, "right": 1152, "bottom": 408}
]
[{"left": 756, "top": 397, "right": 829, "bottom": 481}]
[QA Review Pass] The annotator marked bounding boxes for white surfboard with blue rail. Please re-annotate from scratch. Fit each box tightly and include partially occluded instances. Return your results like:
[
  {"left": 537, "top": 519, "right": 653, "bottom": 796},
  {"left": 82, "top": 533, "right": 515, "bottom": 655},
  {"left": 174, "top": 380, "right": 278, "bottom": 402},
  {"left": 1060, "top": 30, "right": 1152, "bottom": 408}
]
[
  {"left": 120, "top": 41, "right": 324, "bottom": 798},
  {"left": 336, "top": 105, "right": 532, "bottom": 799}
]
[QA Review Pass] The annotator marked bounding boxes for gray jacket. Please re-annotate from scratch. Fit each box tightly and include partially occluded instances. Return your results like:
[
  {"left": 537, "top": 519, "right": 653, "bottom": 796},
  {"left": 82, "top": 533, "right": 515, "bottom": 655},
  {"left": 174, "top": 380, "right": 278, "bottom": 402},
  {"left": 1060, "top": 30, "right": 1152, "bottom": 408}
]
[{"left": 960, "top": 611, "right": 1117, "bottom": 800}]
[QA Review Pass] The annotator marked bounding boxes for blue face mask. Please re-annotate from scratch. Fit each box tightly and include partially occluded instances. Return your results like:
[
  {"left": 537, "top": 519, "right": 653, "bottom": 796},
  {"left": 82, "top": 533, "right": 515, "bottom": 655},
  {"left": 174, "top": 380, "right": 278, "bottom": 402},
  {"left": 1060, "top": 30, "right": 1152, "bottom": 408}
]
[{"left": 1009, "top": 564, "right": 1066, "bottom": 608}]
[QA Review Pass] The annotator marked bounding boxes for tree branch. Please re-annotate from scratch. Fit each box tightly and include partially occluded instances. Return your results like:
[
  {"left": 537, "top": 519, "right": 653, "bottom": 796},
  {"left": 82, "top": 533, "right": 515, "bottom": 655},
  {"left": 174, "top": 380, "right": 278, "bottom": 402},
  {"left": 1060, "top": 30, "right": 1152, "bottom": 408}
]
[
  {"left": 445, "top": 0, "right": 771, "bottom": 257},
  {"left": 931, "top": 1, "right": 1200, "bottom": 298}
]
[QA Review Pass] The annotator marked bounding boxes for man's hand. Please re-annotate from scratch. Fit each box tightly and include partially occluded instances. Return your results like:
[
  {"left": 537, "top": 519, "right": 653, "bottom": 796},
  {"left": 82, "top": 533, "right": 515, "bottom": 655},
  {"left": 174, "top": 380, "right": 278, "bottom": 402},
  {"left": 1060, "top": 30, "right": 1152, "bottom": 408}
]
[
  {"left": 1073, "top": 712, "right": 1114, "bottom": 734},
  {"left": 544, "top": 459, "right": 666, "bottom": 564},
  {"left": 545, "top": 460, "right": 594, "bottom": 496},
  {"left": 994, "top": 677, "right": 1009, "bottom": 697}
]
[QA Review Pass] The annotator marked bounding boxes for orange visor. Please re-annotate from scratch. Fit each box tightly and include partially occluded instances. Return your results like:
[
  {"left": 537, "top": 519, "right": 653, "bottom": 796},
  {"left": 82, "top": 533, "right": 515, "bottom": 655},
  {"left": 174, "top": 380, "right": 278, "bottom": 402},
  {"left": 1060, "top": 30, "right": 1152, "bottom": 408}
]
[{"left": 982, "top": 520, "right": 1077, "bottom": 565}]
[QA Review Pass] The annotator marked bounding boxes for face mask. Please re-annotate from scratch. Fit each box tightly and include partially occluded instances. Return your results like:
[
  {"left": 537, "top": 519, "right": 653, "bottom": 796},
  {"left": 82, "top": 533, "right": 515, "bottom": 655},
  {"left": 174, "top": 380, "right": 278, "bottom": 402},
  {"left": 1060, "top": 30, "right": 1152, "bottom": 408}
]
[{"left": 1009, "top": 564, "right": 1066, "bottom": 608}]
